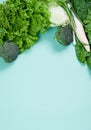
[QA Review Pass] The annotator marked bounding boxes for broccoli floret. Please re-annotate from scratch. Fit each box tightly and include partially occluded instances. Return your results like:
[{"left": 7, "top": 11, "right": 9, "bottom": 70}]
[
  {"left": 55, "top": 24, "right": 73, "bottom": 46},
  {"left": 0, "top": 41, "right": 19, "bottom": 62}
]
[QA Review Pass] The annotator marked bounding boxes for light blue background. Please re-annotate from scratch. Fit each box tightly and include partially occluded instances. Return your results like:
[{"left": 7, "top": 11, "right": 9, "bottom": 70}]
[{"left": 0, "top": 1, "right": 91, "bottom": 130}]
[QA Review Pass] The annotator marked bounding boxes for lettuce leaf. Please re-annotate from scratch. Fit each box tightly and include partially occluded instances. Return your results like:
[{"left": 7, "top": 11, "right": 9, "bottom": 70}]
[{"left": 0, "top": 0, "right": 50, "bottom": 52}]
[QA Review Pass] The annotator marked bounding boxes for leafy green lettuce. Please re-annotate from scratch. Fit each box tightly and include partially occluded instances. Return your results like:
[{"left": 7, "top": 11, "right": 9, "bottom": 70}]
[{"left": 0, "top": 0, "right": 50, "bottom": 52}]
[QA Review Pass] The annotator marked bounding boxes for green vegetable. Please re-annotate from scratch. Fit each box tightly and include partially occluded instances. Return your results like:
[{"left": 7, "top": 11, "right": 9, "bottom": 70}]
[
  {"left": 70, "top": 0, "right": 88, "bottom": 21},
  {"left": 0, "top": 0, "right": 50, "bottom": 53},
  {"left": 87, "top": 53, "right": 91, "bottom": 69},
  {"left": 0, "top": 0, "right": 71, "bottom": 62},
  {"left": 68, "top": 1, "right": 91, "bottom": 70},
  {"left": 0, "top": 41, "right": 19, "bottom": 62},
  {"left": 84, "top": 10, "right": 91, "bottom": 44},
  {"left": 75, "top": 37, "right": 89, "bottom": 63},
  {"left": 86, "top": 0, "right": 91, "bottom": 10},
  {"left": 55, "top": 24, "right": 73, "bottom": 46}
]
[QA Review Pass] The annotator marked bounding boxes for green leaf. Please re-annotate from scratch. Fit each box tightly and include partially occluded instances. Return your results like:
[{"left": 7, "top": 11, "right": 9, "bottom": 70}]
[
  {"left": 87, "top": 53, "right": 91, "bottom": 69},
  {"left": 70, "top": 0, "right": 88, "bottom": 21},
  {"left": 75, "top": 38, "right": 89, "bottom": 63},
  {"left": 0, "top": 0, "right": 50, "bottom": 52}
]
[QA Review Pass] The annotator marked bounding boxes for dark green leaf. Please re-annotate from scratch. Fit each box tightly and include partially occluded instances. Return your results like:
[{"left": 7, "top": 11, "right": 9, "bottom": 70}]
[
  {"left": 70, "top": 0, "right": 88, "bottom": 21},
  {"left": 87, "top": 53, "right": 91, "bottom": 69},
  {"left": 75, "top": 38, "right": 89, "bottom": 63}
]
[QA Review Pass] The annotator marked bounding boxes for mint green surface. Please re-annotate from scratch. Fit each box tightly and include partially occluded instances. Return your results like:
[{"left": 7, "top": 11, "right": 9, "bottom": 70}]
[
  {"left": 0, "top": 1, "right": 91, "bottom": 129},
  {"left": 0, "top": 27, "right": 91, "bottom": 130}
]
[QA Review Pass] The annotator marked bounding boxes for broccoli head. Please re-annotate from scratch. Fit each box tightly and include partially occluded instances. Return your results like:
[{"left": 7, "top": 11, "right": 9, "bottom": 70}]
[
  {"left": 55, "top": 24, "right": 73, "bottom": 46},
  {"left": 0, "top": 41, "right": 19, "bottom": 62}
]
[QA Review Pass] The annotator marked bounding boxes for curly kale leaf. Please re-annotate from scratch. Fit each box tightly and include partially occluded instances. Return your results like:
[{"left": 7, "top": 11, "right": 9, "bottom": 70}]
[{"left": 0, "top": 0, "right": 50, "bottom": 52}]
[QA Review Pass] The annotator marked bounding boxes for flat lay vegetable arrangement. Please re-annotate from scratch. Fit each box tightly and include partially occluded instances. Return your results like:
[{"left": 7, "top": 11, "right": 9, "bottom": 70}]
[{"left": 0, "top": 0, "right": 91, "bottom": 70}]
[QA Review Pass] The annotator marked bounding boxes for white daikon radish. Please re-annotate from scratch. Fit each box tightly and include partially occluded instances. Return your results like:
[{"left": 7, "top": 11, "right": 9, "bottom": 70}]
[
  {"left": 72, "top": 12, "right": 90, "bottom": 52},
  {"left": 73, "top": 31, "right": 76, "bottom": 45}
]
